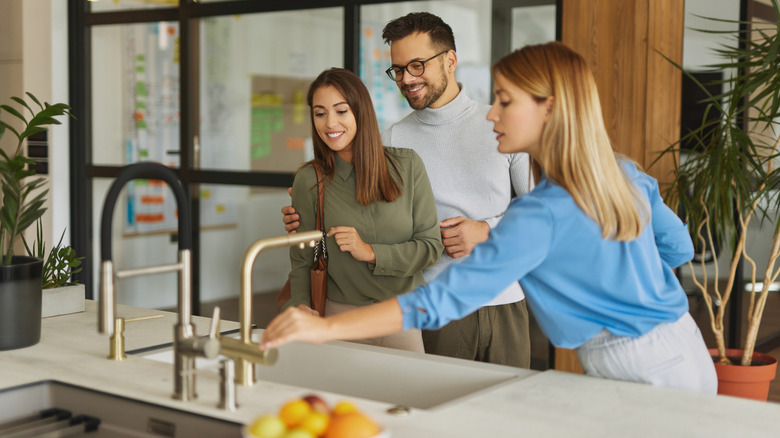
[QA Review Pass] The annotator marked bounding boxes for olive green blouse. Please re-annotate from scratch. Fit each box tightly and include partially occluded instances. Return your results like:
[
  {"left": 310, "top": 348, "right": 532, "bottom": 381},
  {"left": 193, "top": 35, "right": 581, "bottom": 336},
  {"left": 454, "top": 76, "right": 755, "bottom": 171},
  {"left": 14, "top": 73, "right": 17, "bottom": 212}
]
[{"left": 286, "top": 147, "right": 443, "bottom": 308}]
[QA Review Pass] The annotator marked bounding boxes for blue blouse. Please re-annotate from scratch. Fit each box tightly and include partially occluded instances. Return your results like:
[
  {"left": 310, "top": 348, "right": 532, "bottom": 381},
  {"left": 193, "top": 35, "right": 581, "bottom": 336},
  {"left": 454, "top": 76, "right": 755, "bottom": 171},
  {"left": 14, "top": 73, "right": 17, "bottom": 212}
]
[{"left": 397, "top": 161, "right": 694, "bottom": 349}]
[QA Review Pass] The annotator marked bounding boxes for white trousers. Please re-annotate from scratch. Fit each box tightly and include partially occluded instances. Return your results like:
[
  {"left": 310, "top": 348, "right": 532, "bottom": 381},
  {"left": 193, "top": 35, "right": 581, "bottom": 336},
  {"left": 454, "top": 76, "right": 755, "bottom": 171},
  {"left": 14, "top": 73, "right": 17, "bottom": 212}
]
[
  {"left": 577, "top": 312, "right": 717, "bottom": 394},
  {"left": 325, "top": 299, "right": 425, "bottom": 353}
]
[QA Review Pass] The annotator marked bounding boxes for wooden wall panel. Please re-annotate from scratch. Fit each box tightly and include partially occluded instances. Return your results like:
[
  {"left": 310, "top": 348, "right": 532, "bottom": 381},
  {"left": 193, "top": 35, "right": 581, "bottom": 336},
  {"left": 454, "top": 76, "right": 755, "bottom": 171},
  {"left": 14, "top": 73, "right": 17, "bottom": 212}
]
[
  {"left": 554, "top": 0, "right": 684, "bottom": 374},
  {"left": 645, "top": 0, "right": 684, "bottom": 189},
  {"left": 554, "top": 347, "right": 584, "bottom": 374},
  {"left": 560, "top": 0, "right": 683, "bottom": 186}
]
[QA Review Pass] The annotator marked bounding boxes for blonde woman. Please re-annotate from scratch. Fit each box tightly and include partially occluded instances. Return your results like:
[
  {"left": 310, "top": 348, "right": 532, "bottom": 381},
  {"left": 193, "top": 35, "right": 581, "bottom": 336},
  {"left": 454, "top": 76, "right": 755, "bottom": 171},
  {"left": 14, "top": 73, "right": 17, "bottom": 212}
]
[{"left": 263, "top": 43, "right": 717, "bottom": 394}]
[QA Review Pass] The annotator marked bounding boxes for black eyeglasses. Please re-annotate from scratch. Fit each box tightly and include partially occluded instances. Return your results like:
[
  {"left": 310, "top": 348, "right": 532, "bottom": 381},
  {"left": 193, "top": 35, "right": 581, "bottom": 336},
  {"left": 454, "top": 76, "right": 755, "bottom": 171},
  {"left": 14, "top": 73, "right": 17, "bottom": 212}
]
[{"left": 385, "top": 50, "right": 449, "bottom": 82}]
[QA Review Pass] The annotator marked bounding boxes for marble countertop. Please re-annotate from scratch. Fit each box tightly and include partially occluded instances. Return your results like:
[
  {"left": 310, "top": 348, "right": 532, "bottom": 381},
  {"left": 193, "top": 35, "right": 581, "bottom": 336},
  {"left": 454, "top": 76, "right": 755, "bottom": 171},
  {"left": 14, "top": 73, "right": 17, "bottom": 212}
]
[{"left": 1, "top": 301, "right": 778, "bottom": 437}]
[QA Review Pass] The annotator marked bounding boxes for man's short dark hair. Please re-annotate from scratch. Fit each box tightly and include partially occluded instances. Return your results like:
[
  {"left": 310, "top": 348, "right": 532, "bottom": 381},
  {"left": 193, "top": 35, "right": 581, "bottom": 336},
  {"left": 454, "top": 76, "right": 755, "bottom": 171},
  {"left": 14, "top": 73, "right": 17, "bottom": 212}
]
[{"left": 381, "top": 12, "right": 456, "bottom": 52}]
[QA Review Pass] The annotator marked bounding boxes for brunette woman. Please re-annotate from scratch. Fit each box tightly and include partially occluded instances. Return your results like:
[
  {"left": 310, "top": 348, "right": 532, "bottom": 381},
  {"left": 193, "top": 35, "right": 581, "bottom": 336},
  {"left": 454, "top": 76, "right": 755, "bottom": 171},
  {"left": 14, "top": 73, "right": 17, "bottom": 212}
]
[{"left": 282, "top": 68, "right": 443, "bottom": 352}]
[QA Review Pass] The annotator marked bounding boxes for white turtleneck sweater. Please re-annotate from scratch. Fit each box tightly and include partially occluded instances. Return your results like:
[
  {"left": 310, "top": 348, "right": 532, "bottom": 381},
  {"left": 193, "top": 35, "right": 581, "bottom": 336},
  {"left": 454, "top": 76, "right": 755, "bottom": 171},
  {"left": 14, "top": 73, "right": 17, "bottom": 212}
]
[{"left": 381, "top": 86, "right": 531, "bottom": 306}]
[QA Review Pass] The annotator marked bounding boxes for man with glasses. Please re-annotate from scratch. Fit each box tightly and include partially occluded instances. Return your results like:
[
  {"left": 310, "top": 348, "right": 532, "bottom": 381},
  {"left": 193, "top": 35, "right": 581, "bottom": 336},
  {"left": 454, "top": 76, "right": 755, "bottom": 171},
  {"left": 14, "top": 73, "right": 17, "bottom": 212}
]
[
  {"left": 381, "top": 12, "right": 531, "bottom": 368},
  {"left": 283, "top": 12, "right": 531, "bottom": 368}
]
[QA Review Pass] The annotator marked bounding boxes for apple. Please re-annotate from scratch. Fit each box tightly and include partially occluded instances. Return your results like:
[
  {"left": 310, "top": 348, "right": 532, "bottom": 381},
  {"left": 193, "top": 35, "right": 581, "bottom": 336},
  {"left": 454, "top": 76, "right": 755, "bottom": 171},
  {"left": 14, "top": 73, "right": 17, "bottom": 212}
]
[
  {"left": 248, "top": 414, "right": 287, "bottom": 438},
  {"left": 281, "top": 429, "right": 316, "bottom": 438},
  {"left": 302, "top": 394, "right": 330, "bottom": 414}
]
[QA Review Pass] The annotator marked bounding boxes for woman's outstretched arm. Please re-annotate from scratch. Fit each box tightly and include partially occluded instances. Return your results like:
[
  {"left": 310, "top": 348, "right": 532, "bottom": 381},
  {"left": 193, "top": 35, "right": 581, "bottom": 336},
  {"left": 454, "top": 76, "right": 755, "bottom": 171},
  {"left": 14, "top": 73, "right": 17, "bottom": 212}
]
[{"left": 260, "top": 298, "right": 404, "bottom": 349}]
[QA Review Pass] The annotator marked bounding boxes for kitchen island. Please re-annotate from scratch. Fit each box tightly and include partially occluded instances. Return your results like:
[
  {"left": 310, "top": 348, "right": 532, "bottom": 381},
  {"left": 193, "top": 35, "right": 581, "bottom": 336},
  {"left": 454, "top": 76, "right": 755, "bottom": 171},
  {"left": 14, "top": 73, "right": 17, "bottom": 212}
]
[{"left": 0, "top": 301, "right": 777, "bottom": 437}]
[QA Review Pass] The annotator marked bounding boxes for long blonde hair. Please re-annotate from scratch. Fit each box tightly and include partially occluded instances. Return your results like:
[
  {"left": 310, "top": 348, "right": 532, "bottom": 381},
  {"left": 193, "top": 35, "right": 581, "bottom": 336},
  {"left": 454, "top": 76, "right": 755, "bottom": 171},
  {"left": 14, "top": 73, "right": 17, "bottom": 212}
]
[{"left": 492, "top": 42, "right": 648, "bottom": 240}]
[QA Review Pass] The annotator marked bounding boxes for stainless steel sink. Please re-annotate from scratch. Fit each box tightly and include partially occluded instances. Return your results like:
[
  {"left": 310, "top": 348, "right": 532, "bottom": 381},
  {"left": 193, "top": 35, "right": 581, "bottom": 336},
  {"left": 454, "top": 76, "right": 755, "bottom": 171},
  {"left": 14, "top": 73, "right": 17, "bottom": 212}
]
[
  {"left": 0, "top": 380, "right": 242, "bottom": 437},
  {"left": 139, "top": 335, "right": 523, "bottom": 410}
]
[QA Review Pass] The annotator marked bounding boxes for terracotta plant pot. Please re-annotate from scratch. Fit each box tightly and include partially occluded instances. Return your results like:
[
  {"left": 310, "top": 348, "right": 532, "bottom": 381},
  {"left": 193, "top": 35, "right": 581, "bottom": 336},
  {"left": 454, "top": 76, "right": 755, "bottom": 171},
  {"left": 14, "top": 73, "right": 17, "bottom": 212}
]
[{"left": 709, "top": 348, "right": 778, "bottom": 401}]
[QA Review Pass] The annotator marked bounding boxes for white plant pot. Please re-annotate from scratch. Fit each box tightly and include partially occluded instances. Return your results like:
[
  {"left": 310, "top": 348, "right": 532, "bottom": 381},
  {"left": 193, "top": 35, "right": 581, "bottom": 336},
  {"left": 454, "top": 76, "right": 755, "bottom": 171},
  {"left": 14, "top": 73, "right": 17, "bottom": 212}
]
[{"left": 42, "top": 283, "right": 85, "bottom": 318}]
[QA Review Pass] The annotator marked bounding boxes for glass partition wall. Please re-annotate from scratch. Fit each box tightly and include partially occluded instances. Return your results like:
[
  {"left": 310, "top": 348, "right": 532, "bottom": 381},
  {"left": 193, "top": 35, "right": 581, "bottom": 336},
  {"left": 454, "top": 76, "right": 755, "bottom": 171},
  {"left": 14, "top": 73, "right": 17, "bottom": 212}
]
[{"left": 70, "top": 1, "right": 558, "bottom": 332}]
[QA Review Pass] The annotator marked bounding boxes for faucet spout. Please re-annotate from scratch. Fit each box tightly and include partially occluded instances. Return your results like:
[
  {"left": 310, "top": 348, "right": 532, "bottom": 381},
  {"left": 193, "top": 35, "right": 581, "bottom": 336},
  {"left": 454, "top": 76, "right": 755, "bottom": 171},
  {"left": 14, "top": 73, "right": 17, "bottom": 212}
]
[
  {"left": 232, "top": 230, "right": 322, "bottom": 385},
  {"left": 98, "top": 162, "right": 192, "bottom": 336},
  {"left": 98, "top": 162, "right": 204, "bottom": 400}
]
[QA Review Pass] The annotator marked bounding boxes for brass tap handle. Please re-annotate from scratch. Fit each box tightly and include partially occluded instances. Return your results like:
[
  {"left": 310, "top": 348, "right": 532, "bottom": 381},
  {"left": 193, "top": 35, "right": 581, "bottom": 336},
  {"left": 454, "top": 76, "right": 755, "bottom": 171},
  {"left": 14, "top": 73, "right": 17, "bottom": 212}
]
[
  {"left": 108, "top": 314, "right": 165, "bottom": 361},
  {"left": 209, "top": 307, "right": 221, "bottom": 339}
]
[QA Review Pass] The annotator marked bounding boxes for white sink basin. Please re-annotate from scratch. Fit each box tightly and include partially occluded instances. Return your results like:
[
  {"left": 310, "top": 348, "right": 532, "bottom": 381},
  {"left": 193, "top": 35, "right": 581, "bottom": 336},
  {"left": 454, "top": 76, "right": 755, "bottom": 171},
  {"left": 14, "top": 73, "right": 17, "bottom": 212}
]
[
  {"left": 0, "top": 380, "right": 242, "bottom": 437},
  {"left": 139, "top": 334, "right": 523, "bottom": 410}
]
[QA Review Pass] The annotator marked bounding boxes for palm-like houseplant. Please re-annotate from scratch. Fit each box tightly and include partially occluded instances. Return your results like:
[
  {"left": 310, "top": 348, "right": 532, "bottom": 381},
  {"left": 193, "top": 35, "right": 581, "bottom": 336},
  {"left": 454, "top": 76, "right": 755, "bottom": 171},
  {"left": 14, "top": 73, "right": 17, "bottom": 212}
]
[
  {"left": 0, "top": 93, "right": 75, "bottom": 349},
  {"left": 0, "top": 93, "right": 73, "bottom": 266},
  {"left": 658, "top": 0, "right": 780, "bottom": 367}
]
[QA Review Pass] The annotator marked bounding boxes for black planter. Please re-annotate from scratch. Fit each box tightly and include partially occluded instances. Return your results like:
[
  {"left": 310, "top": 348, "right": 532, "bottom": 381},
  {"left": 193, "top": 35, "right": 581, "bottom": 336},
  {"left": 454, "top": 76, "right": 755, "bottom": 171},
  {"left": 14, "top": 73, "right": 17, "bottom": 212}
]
[{"left": 0, "top": 256, "right": 43, "bottom": 350}]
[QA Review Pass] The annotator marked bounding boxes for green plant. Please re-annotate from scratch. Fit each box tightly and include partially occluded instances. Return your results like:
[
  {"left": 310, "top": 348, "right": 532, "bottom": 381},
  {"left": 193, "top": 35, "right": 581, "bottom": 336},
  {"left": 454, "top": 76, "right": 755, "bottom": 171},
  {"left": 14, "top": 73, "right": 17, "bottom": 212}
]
[
  {"left": 23, "top": 220, "right": 83, "bottom": 289},
  {"left": 656, "top": 0, "right": 780, "bottom": 366},
  {"left": 0, "top": 92, "right": 73, "bottom": 265}
]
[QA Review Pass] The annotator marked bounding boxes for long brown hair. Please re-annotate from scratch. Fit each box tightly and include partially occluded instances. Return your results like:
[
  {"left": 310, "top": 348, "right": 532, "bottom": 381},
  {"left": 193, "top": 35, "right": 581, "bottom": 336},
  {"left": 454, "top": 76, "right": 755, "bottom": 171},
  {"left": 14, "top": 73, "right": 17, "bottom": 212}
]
[
  {"left": 492, "top": 42, "right": 648, "bottom": 241},
  {"left": 305, "top": 68, "right": 402, "bottom": 205}
]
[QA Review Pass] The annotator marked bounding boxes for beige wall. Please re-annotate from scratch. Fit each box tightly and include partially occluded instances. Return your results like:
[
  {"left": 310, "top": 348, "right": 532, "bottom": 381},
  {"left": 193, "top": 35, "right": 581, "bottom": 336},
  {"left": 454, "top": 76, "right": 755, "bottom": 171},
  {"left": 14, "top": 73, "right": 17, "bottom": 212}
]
[
  {"left": 0, "top": 0, "right": 69, "bottom": 255},
  {"left": 0, "top": 0, "right": 23, "bottom": 156}
]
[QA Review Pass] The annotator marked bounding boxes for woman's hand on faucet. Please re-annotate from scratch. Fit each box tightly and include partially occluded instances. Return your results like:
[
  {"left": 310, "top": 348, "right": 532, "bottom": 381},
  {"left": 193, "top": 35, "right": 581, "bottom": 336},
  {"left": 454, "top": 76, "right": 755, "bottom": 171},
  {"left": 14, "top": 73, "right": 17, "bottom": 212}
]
[
  {"left": 260, "top": 307, "right": 331, "bottom": 350},
  {"left": 327, "top": 227, "right": 376, "bottom": 263},
  {"left": 260, "top": 299, "right": 405, "bottom": 351}
]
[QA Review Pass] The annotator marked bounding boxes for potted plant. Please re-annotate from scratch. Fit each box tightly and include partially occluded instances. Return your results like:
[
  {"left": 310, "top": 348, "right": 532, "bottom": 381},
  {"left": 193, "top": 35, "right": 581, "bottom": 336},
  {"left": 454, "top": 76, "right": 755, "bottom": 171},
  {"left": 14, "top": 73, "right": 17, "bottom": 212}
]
[
  {"left": 24, "top": 220, "right": 84, "bottom": 317},
  {"left": 0, "top": 92, "right": 73, "bottom": 350},
  {"left": 656, "top": 0, "right": 780, "bottom": 400}
]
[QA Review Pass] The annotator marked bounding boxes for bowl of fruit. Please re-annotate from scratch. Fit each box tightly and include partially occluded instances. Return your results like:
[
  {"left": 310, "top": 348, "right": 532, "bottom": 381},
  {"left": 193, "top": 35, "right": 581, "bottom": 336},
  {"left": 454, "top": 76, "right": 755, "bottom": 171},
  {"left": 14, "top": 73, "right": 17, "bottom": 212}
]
[{"left": 243, "top": 394, "right": 388, "bottom": 438}]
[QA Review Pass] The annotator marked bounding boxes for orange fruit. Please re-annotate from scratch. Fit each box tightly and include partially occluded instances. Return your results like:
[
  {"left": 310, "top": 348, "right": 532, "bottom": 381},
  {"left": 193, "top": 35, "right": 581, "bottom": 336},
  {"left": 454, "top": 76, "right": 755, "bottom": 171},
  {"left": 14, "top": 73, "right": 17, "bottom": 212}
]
[
  {"left": 331, "top": 400, "right": 358, "bottom": 416},
  {"left": 299, "top": 411, "right": 330, "bottom": 436},
  {"left": 324, "top": 412, "right": 380, "bottom": 438},
  {"left": 279, "top": 399, "right": 312, "bottom": 428}
]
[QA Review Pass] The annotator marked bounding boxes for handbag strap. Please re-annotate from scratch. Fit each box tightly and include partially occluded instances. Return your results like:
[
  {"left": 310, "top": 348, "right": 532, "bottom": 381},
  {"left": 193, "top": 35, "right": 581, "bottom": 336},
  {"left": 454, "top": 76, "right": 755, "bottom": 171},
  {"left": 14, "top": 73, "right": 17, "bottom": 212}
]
[
  {"left": 312, "top": 163, "right": 327, "bottom": 263},
  {"left": 313, "top": 163, "right": 325, "bottom": 232}
]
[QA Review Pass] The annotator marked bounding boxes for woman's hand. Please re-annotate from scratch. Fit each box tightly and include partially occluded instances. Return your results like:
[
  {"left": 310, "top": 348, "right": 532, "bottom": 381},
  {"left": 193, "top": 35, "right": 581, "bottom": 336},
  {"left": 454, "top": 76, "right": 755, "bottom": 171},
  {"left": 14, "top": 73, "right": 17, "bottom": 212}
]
[
  {"left": 261, "top": 299, "right": 406, "bottom": 351},
  {"left": 260, "top": 307, "right": 331, "bottom": 350},
  {"left": 327, "top": 226, "right": 376, "bottom": 263}
]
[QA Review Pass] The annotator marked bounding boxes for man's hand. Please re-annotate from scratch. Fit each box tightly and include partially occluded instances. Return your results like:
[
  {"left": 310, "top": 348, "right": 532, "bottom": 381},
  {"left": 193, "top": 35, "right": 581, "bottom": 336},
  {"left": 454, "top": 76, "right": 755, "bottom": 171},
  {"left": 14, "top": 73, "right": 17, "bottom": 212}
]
[
  {"left": 440, "top": 216, "right": 490, "bottom": 259},
  {"left": 327, "top": 226, "right": 376, "bottom": 263},
  {"left": 282, "top": 187, "right": 300, "bottom": 233}
]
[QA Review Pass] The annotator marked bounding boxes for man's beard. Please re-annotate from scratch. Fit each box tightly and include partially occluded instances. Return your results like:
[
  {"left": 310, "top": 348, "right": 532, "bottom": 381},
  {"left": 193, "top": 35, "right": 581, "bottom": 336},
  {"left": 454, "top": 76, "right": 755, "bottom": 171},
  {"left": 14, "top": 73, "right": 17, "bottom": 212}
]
[{"left": 402, "top": 71, "right": 448, "bottom": 110}]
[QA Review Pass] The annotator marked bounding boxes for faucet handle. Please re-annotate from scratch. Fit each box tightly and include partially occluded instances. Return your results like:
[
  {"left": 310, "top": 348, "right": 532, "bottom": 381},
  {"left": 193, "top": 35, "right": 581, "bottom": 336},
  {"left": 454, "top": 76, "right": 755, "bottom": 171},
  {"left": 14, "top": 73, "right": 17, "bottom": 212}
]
[{"left": 209, "top": 307, "right": 221, "bottom": 339}]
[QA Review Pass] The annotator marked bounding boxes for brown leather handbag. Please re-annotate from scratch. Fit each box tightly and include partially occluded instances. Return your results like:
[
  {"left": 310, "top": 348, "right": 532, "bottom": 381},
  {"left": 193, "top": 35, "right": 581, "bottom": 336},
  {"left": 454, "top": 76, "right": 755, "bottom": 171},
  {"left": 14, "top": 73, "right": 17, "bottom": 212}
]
[{"left": 275, "top": 163, "right": 328, "bottom": 315}]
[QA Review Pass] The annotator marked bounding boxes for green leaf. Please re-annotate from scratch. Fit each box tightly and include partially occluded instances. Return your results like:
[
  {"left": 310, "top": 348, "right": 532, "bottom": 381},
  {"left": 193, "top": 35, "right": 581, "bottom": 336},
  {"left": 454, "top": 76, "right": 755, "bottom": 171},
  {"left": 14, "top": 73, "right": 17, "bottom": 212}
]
[
  {"left": 25, "top": 92, "right": 42, "bottom": 109},
  {"left": 12, "top": 96, "right": 35, "bottom": 115},
  {"left": 0, "top": 104, "right": 27, "bottom": 124},
  {"left": 0, "top": 121, "right": 20, "bottom": 140},
  {"left": 0, "top": 92, "right": 72, "bottom": 266}
]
